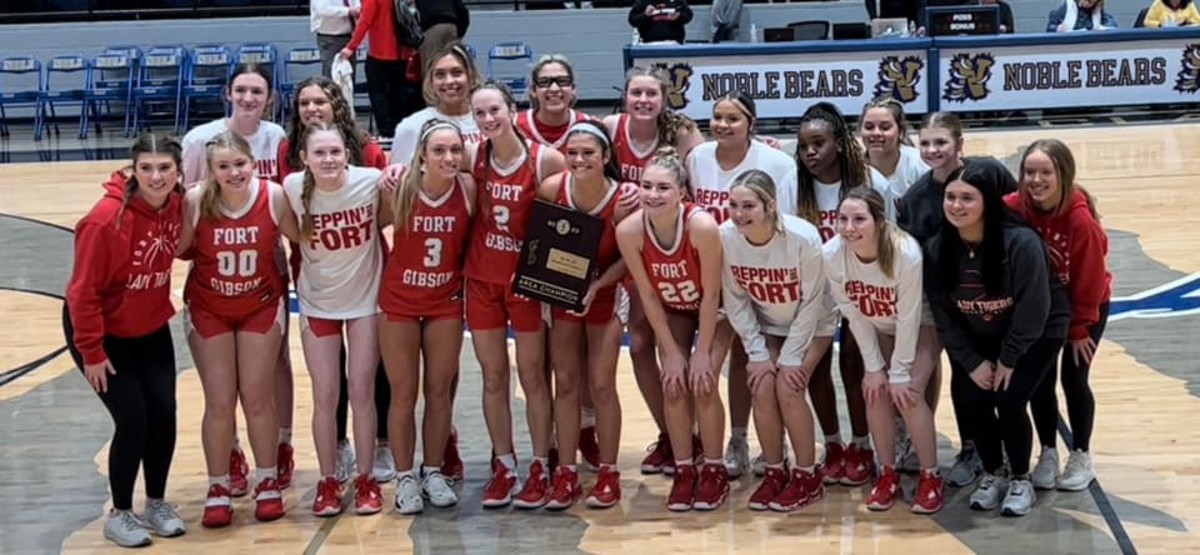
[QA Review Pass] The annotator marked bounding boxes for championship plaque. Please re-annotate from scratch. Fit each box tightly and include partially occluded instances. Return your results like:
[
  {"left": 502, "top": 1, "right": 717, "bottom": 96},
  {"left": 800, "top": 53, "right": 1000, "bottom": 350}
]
[{"left": 513, "top": 200, "right": 604, "bottom": 312}]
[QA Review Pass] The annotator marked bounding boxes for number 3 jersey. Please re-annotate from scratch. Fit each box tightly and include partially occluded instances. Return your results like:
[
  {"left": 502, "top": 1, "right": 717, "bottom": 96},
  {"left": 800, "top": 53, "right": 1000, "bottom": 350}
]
[
  {"left": 642, "top": 203, "right": 706, "bottom": 312},
  {"left": 465, "top": 141, "right": 546, "bottom": 284},
  {"left": 284, "top": 166, "right": 384, "bottom": 319},
  {"left": 379, "top": 177, "right": 472, "bottom": 316},
  {"left": 184, "top": 178, "right": 284, "bottom": 318}
]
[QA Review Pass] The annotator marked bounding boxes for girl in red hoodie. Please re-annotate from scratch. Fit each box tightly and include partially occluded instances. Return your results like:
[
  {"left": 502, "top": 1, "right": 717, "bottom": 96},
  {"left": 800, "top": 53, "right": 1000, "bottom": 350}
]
[
  {"left": 62, "top": 133, "right": 187, "bottom": 548},
  {"left": 1005, "top": 138, "right": 1111, "bottom": 493}
]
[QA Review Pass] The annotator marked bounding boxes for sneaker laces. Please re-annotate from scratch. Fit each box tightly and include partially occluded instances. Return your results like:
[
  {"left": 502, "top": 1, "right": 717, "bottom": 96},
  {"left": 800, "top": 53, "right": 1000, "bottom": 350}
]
[
  {"left": 1009, "top": 480, "right": 1029, "bottom": 497},
  {"left": 114, "top": 509, "right": 149, "bottom": 531},
  {"left": 1064, "top": 451, "right": 1089, "bottom": 473},
  {"left": 145, "top": 500, "right": 180, "bottom": 523},
  {"left": 422, "top": 472, "right": 452, "bottom": 497}
]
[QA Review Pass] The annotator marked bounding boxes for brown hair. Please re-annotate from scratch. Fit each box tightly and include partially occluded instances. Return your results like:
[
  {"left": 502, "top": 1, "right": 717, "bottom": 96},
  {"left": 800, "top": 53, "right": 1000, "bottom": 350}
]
[
  {"left": 731, "top": 169, "right": 784, "bottom": 235},
  {"left": 645, "top": 145, "right": 688, "bottom": 192},
  {"left": 860, "top": 96, "right": 914, "bottom": 156},
  {"left": 528, "top": 54, "right": 576, "bottom": 111},
  {"left": 284, "top": 76, "right": 368, "bottom": 174},
  {"left": 298, "top": 123, "right": 348, "bottom": 238},
  {"left": 199, "top": 131, "right": 255, "bottom": 221},
  {"left": 394, "top": 119, "right": 463, "bottom": 233},
  {"left": 918, "top": 111, "right": 964, "bottom": 149},
  {"left": 226, "top": 62, "right": 276, "bottom": 118},
  {"left": 118, "top": 132, "right": 184, "bottom": 228},
  {"left": 623, "top": 66, "right": 699, "bottom": 148},
  {"left": 422, "top": 42, "right": 481, "bottom": 107},
  {"left": 841, "top": 187, "right": 908, "bottom": 280},
  {"left": 1019, "top": 138, "right": 1099, "bottom": 219}
]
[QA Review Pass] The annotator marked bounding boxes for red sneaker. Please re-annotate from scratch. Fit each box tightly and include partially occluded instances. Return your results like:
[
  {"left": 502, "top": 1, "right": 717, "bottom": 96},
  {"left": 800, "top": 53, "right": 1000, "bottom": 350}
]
[
  {"left": 442, "top": 429, "right": 464, "bottom": 482},
  {"left": 748, "top": 466, "right": 788, "bottom": 511},
  {"left": 693, "top": 463, "right": 729, "bottom": 511},
  {"left": 545, "top": 466, "right": 581, "bottom": 511},
  {"left": 586, "top": 466, "right": 621, "bottom": 509},
  {"left": 579, "top": 426, "right": 601, "bottom": 471},
  {"left": 641, "top": 433, "right": 673, "bottom": 475},
  {"left": 277, "top": 443, "right": 295, "bottom": 490},
  {"left": 230, "top": 446, "right": 250, "bottom": 497},
  {"left": 354, "top": 474, "right": 383, "bottom": 515},
  {"left": 481, "top": 458, "right": 519, "bottom": 508},
  {"left": 312, "top": 476, "right": 343, "bottom": 517},
  {"left": 911, "top": 470, "right": 945, "bottom": 514},
  {"left": 666, "top": 464, "right": 697, "bottom": 511},
  {"left": 513, "top": 460, "right": 550, "bottom": 509},
  {"left": 867, "top": 467, "right": 901, "bottom": 511},
  {"left": 253, "top": 477, "right": 286, "bottom": 521},
  {"left": 842, "top": 444, "right": 876, "bottom": 486},
  {"left": 201, "top": 483, "right": 233, "bottom": 528},
  {"left": 822, "top": 442, "right": 846, "bottom": 485},
  {"left": 770, "top": 468, "right": 824, "bottom": 512}
]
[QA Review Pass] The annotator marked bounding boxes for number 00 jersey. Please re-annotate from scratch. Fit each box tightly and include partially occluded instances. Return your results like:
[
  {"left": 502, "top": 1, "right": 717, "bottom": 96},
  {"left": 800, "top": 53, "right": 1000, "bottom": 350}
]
[
  {"left": 641, "top": 203, "right": 705, "bottom": 312},
  {"left": 379, "top": 178, "right": 472, "bottom": 317},
  {"left": 184, "top": 179, "right": 284, "bottom": 318},
  {"left": 465, "top": 141, "right": 545, "bottom": 284}
]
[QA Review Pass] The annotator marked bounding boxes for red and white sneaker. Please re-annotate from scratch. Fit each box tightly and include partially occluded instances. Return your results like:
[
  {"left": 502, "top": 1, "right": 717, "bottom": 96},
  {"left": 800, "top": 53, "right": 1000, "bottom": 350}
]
[
  {"left": 822, "top": 442, "right": 846, "bottom": 485},
  {"left": 867, "top": 467, "right": 901, "bottom": 511},
  {"left": 545, "top": 466, "right": 581, "bottom": 511},
  {"left": 641, "top": 433, "right": 673, "bottom": 475},
  {"left": 312, "top": 476, "right": 343, "bottom": 517},
  {"left": 911, "top": 470, "right": 946, "bottom": 514},
  {"left": 748, "top": 466, "right": 788, "bottom": 511},
  {"left": 442, "top": 428, "right": 464, "bottom": 482},
  {"left": 770, "top": 468, "right": 824, "bottom": 512},
  {"left": 277, "top": 443, "right": 295, "bottom": 490},
  {"left": 693, "top": 463, "right": 730, "bottom": 511},
  {"left": 254, "top": 477, "right": 286, "bottom": 521},
  {"left": 201, "top": 483, "right": 233, "bottom": 528},
  {"left": 666, "top": 465, "right": 697, "bottom": 511},
  {"left": 481, "top": 458, "right": 520, "bottom": 508},
  {"left": 354, "top": 474, "right": 383, "bottom": 515},
  {"left": 842, "top": 444, "right": 876, "bottom": 486},
  {"left": 513, "top": 460, "right": 550, "bottom": 509},
  {"left": 586, "top": 466, "right": 621, "bottom": 509},
  {"left": 579, "top": 427, "right": 601, "bottom": 472},
  {"left": 230, "top": 446, "right": 250, "bottom": 497}
]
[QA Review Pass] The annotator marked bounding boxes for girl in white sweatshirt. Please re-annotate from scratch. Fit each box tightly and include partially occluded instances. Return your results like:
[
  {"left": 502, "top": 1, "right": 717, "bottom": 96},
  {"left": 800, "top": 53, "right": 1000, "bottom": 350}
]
[{"left": 823, "top": 187, "right": 944, "bottom": 514}]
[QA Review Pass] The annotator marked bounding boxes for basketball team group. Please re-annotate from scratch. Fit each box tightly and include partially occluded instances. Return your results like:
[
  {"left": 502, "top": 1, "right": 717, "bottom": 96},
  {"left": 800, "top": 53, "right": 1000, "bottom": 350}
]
[{"left": 62, "top": 41, "right": 1112, "bottom": 548}]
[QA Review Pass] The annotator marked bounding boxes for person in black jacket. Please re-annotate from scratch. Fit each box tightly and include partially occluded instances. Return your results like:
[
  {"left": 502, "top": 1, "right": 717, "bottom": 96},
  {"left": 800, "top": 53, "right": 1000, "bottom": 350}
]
[
  {"left": 629, "top": 0, "right": 693, "bottom": 44},
  {"left": 417, "top": 0, "right": 470, "bottom": 74},
  {"left": 923, "top": 161, "right": 1070, "bottom": 518}
]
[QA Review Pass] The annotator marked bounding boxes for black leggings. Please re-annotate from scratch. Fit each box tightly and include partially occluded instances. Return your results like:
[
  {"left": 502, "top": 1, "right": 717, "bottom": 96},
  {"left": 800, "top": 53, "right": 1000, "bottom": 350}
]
[
  {"left": 1032, "top": 303, "right": 1110, "bottom": 452},
  {"left": 336, "top": 343, "right": 390, "bottom": 442},
  {"left": 950, "top": 337, "right": 1062, "bottom": 477},
  {"left": 62, "top": 303, "right": 177, "bottom": 511}
]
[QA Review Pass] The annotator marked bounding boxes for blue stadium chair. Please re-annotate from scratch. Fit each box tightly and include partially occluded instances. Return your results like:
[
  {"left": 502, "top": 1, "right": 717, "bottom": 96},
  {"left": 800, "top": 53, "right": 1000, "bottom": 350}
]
[
  {"left": 130, "top": 45, "right": 187, "bottom": 135},
  {"left": 181, "top": 44, "right": 232, "bottom": 131},
  {"left": 0, "top": 56, "right": 44, "bottom": 139},
  {"left": 39, "top": 55, "right": 89, "bottom": 140},
  {"left": 487, "top": 42, "right": 534, "bottom": 99},
  {"left": 279, "top": 47, "right": 321, "bottom": 124},
  {"left": 83, "top": 50, "right": 137, "bottom": 139}
]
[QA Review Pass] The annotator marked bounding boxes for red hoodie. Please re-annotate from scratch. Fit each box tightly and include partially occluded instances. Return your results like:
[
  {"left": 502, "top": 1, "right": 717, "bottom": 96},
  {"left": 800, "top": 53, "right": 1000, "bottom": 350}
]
[
  {"left": 66, "top": 171, "right": 183, "bottom": 365},
  {"left": 1005, "top": 188, "right": 1112, "bottom": 340}
]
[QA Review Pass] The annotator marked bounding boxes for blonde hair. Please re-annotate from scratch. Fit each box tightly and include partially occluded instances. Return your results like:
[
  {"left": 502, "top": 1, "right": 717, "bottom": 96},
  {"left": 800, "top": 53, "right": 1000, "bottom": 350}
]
[
  {"left": 200, "top": 131, "right": 255, "bottom": 221},
  {"left": 645, "top": 145, "right": 687, "bottom": 191},
  {"left": 730, "top": 170, "right": 784, "bottom": 235},
  {"left": 841, "top": 187, "right": 908, "bottom": 279},
  {"left": 1020, "top": 138, "right": 1098, "bottom": 219},
  {"left": 394, "top": 119, "right": 463, "bottom": 233},
  {"left": 623, "top": 66, "right": 698, "bottom": 148},
  {"left": 298, "top": 123, "right": 348, "bottom": 238},
  {"left": 422, "top": 42, "right": 481, "bottom": 107}
]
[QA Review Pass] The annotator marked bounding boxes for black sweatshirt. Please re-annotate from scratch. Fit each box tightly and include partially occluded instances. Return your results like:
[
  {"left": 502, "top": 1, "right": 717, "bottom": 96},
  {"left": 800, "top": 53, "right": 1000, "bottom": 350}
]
[
  {"left": 896, "top": 156, "right": 1016, "bottom": 246},
  {"left": 629, "top": 0, "right": 694, "bottom": 44},
  {"left": 417, "top": 0, "right": 469, "bottom": 35},
  {"left": 924, "top": 225, "right": 1070, "bottom": 371}
]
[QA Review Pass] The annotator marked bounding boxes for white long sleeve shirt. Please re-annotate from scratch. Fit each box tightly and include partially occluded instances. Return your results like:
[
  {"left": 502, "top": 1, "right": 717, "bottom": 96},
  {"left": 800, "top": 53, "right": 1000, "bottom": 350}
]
[
  {"left": 720, "top": 214, "right": 834, "bottom": 367},
  {"left": 311, "top": 0, "right": 359, "bottom": 35},
  {"left": 822, "top": 233, "right": 932, "bottom": 384}
]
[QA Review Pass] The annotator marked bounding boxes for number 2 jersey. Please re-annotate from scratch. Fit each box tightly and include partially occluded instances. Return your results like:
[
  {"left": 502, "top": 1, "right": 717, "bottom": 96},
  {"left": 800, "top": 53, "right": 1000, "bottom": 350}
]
[
  {"left": 379, "top": 177, "right": 472, "bottom": 318},
  {"left": 184, "top": 178, "right": 284, "bottom": 318},
  {"left": 465, "top": 141, "right": 547, "bottom": 285},
  {"left": 641, "top": 203, "right": 705, "bottom": 312}
]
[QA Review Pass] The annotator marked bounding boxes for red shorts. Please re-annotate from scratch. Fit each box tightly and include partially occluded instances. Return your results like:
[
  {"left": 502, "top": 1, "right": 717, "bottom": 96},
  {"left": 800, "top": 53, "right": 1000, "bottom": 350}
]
[
  {"left": 185, "top": 300, "right": 284, "bottom": 340},
  {"left": 466, "top": 278, "right": 543, "bottom": 333},
  {"left": 552, "top": 286, "right": 617, "bottom": 326}
]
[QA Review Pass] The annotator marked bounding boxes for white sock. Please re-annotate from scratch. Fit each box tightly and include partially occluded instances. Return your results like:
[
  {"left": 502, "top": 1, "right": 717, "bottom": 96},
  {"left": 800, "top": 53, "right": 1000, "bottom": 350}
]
[
  {"left": 765, "top": 461, "right": 785, "bottom": 470},
  {"left": 497, "top": 453, "right": 517, "bottom": 471},
  {"left": 852, "top": 435, "right": 872, "bottom": 449},
  {"left": 797, "top": 465, "right": 816, "bottom": 473},
  {"left": 278, "top": 428, "right": 292, "bottom": 445},
  {"left": 825, "top": 434, "right": 842, "bottom": 445},
  {"left": 209, "top": 474, "right": 231, "bottom": 488},
  {"left": 422, "top": 465, "right": 441, "bottom": 477},
  {"left": 581, "top": 408, "right": 596, "bottom": 428},
  {"left": 731, "top": 427, "right": 748, "bottom": 443},
  {"left": 255, "top": 467, "right": 278, "bottom": 483},
  {"left": 396, "top": 469, "right": 416, "bottom": 481}
]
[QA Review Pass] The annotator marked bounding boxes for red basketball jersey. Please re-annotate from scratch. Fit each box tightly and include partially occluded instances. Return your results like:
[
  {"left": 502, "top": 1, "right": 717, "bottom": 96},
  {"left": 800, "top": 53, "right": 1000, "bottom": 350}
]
[
  {"left": 515, "top": 109, "right": 592, "bottom": 153},
  {"left": 642, "top": 203, "right": 705, "bottom": 312},
  {"left": 612, "top": 114, "right": 657, "bottom": 184},
  {"left": 554, "top": 172, "right": 621, "bottom": 276},
  {"left": 465, "top": 141, "right": 545, "bottom": 284},
  {"left": 379, "top": 177, "right": 472, "bottom": 315},
  {"left": 184, "top": 179, "right": 284, "bottom": 318}
]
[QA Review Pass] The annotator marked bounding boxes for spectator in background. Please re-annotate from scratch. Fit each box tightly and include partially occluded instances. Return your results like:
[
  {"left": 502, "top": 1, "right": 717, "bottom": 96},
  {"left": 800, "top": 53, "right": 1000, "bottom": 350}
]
[
  {"left": 980, "top": 0, "right": 1015, "bottom": 33},
  {"left": 1047, "top": 0, "right": 1118, "bottom": 32},
  {"left": 341, "top": 0, "right": 420, "bottom": 139},
  {"left": 417, "top": 0, "right": 470, "bottom": 77},
  {"left": 1143, "top": 0, "right": 1200, "bottom": 27},
  {"left": 711, "top": 0, "right": 742, "bottom": 43},
  {"left": 312, "top": 0, "right": 362, "bottom": 80},
  {"left": 629, "top": 0, "right": 693, "bottom": 44}
]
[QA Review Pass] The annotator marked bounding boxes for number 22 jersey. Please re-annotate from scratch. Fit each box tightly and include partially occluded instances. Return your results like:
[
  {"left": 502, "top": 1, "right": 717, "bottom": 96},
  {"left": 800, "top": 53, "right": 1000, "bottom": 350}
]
[{"left": 641, "top": 203, "right": 705, "bottom": 312}]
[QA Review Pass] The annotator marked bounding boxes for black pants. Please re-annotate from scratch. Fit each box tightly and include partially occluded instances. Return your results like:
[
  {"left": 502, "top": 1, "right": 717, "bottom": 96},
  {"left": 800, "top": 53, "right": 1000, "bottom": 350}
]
[
  {"left": 62, "top": 303, "right": 177, "bottom": 511},
  {"left": 1032, "top": 303, "right": 1110, "bottom": 452},
  {"left": 950, "top": 337, "right": 1063, "bottom": 477},
  {"left": 364, "top": 56, "right": 421, "bottom": 139},
  {"left": 336, "top": 343, "right": 390, "bottom": 442}
]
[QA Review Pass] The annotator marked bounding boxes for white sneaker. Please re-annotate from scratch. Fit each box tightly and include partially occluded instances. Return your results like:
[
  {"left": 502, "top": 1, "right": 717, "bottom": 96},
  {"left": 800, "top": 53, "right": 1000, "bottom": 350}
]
[
  {"left": 104, "top": 509, "right": 151, "bottom": 548},
  {"left": 723, "top": 438, "right": 750, "bottom": 479},
  {"left": 947, "top": 443, "right": 983, "bottom": 487},
  {"left": 751, "top": 452, "right": 768, "bottom": 477},
  {"left": 336, "top": 440, "right": 356, "bottom": 483},
  {"left": 1057, "top": 449, "right": 1095, "bottom": 492},
  {"left": 373, "top": 444, "right": 398, "bottom": 483},
  {"left": 1031, "top": 447, "right": 1059, "bottom": 490},
  {"left": 1001, "top": 478, "right": 1036, "bottom": 516},
  {"left": 421, "top": 470, "right": 459, "bottom": 508},
  {"left": 143, "top": 499, "right": 186, "bottom": 537},
  {"left": 969, "top": 472, "right": 1009, "bottom": 511},
  {"left": 394, "top": 474, "right": 424, "bottom": 515}
]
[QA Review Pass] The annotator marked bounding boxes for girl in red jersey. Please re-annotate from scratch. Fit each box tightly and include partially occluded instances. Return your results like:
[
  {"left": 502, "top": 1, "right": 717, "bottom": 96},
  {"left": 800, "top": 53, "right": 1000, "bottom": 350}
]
[
  {"left": 603, "top": 66, "right": 705, "bottom": 476},
  {"left": 516, "top": 55, "right": 593, "bottom": 152},
  {"left": 464, "top": 81, "right": 566, "bottom": 509},
  {"left": 62, "top": 133, "right": 187, "bottom": 548},
  {"left": 380, "top": 119, "right": 476, "bottom": 514},
  {"left": 617, "top": 147, "right": 734, "bottom": 512},
  {"left": 391, "top": 43, "right": 483, "bottom": 164},
  {"left": 535, "top": 121, "right": 634, "bottom": 510},
  {"left": 178, "top": 131, "right": 296, "bottom": 527},
  {"left": 1007, "top": 139, "right": 1111, "bottom": 493}
]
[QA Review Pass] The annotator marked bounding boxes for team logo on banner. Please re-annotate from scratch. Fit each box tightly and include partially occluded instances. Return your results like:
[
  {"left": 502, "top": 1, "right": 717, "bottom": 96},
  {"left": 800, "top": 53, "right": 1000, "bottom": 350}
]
[
  {"left": 650, "top": 62, "right": 694, "bottom": 111},
  {"left": 1174, "top": 43, "right": 1200, "bottom": 93},
  {"left": 942, "top": 52, "right": 995, "bottom": 103},
  {"left": 874, "top": 55, "right": 924, "bottom": 103}
]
